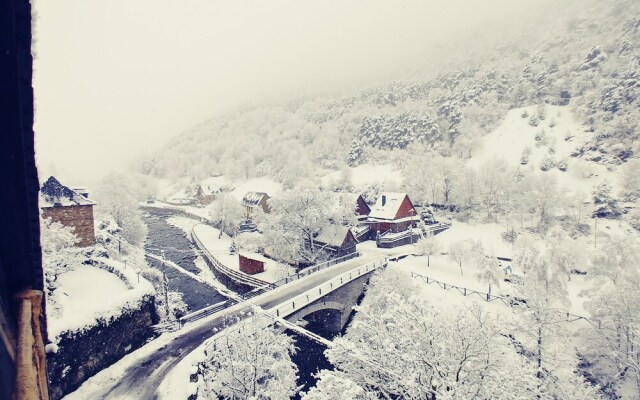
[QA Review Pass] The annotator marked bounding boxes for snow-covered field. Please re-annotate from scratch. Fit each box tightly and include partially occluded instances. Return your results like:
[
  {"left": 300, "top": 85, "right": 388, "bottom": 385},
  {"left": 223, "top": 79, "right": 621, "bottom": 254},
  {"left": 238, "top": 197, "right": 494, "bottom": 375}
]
[{"left": 48, "top": 259, "right": 154, "bottom": 341}]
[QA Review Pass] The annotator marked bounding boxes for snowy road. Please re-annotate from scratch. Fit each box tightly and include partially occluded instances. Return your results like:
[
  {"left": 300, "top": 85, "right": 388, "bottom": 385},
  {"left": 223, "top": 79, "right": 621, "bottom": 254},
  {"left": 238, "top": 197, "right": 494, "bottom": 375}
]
[{"left": 64, "top": 251, "right": 387, "bottom": 400}]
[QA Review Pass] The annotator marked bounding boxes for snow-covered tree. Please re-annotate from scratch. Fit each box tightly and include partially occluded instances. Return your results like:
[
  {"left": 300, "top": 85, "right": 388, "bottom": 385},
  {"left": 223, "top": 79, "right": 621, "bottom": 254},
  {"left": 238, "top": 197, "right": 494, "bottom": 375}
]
[
  {"left": 478, "top": 159, "right": 510, "bottom": 221},
  {"left": 93, "top": 173, "right": 148, "bottom": 246},
  {"left": 620, "top": 159, "right": 640, "bottom": 201},
  {"left": 473, "top": 248, "right": 500, "bottom": 296},
  {"left": 584, "top": 236, "right": 640, "bottom": 396},
  {"left": 301, "top": 370, "right": 375, "bottom": 400},
  {"left": 261, "top": 186, "right": 335, "bottom": 264},
  {"left": 209, "top": 192, "right": 243, "bottom": 238},
  {"left": 320, "top": 269, "right": 544, "bottom": 400},
  {"left": 566, "top": 191, "right": 588, "bottom": 226},
  {"left": 41, "top": 218, "right": 81, "bottom": 315},
  {"left": 448, "top": 240, "right": 469, "bottom": 276},
  {"left": 415, "top": 231, "right": 439, "bottom": 267},
  {"left": 592, "top": 182, "right": 622, "bottom": 218},
  {"left": 511, "top": 243, "right": 584, "bottom": 397},
  {"left": 529, "top": 174, "right": 560, "bottom": 228},
  {"left": 167, "top": 291, "right": 188, "bottom": 320},
  {"left": 346, "top": 139, "right": 365, "bottom": 167},
  {"left": 196, "top": 316, "right": 299, "bottom": 399},
  {"left": 544, "top": 227, "right": 586, "bottom": 281}
]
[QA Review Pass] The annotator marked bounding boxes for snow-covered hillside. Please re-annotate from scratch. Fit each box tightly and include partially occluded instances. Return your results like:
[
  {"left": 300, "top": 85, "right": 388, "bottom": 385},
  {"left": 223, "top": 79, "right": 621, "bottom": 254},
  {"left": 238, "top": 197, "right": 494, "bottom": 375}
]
[{"left": 469, "top": 105, "right": 621, "bottom": 195}]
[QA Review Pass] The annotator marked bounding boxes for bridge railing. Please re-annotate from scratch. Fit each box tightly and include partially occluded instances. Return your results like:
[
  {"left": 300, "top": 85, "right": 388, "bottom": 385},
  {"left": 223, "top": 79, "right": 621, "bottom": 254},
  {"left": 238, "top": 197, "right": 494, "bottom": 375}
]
[
  {"left": 273, "top": 257, "right": 387, "bottom": 319},
  {"left": 236, "top": 251, "right": 364, "bottom": 302},
  {"left": 178, "top": 299, "right": 239, "bottom": 326},
  {"left": 191, "top": 227, "right": 269, "bottom": 288}
]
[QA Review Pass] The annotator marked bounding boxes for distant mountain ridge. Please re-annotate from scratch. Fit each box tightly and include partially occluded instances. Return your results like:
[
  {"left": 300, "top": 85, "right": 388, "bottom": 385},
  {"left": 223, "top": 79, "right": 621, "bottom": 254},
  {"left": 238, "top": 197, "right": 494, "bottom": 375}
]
[{"left": 141, "top": 0, "right": 639, "bottom": 186}]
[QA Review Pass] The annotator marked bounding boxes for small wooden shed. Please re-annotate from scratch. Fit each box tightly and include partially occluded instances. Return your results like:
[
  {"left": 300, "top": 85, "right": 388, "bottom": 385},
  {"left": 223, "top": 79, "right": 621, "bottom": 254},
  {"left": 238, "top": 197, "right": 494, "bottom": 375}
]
[{"left": 239, "top": 254, "right": 265, "bottom": 275}]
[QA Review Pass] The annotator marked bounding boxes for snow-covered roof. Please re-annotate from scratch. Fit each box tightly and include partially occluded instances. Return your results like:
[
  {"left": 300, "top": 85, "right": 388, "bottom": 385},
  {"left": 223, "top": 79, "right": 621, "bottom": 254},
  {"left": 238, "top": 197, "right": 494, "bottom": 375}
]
[
  {"left": 241, "top": 192, "right": 268, "bottom": 208},
  {"left": 314, "top": 225, "right": 353, "bottom": 248},
  {"left": 40, "top": 176, "right": 96, "bottom": 208},
  {"left": 368, "top": 192, "right": 408, "bottom": 220},
  {"left": 367, "top": 215, "right": 420, "bottom": 224},
  {"left": 199, "top": 176, "right": 234, "bottom": 196}
]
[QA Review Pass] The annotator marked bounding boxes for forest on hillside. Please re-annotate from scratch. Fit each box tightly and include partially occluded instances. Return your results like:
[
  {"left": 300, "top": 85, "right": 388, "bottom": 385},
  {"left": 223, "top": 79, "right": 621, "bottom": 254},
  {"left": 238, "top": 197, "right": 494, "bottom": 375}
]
[{"left": 139, "top": 0, "right": 639, "bottom": 188}]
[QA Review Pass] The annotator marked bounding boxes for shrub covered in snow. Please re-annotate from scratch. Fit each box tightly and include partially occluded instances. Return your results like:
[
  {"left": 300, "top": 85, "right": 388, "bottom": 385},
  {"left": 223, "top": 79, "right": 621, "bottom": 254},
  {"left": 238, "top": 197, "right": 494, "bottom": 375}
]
[
  {"left": 520, "top": 146, "right": 532, "bottom": 165},
  {"left": 539, "top": 156, "right": 556, "bottom": 171},
  {"left": 534, "top": 129, "right": 547, "bottom": 147},
  {"left": 592, "top": 182, "right": 622, "bottom": 218},
  {"left": 557, "top": 158, "right": 569, "bottom": 171}
]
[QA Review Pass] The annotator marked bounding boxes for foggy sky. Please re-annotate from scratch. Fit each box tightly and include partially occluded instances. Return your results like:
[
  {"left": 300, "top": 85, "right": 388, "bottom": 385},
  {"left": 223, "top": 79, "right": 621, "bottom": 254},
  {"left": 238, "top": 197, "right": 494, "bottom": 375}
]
[{"left": 33, "top": 0, "right": 562, "bottom": 185}]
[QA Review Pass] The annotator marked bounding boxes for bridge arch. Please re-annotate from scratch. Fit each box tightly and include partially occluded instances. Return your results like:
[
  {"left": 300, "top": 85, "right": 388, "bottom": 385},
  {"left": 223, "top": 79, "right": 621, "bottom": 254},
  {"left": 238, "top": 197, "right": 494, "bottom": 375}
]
[{"left": 284, "top": 273, "right": 373, "bottom": 335}]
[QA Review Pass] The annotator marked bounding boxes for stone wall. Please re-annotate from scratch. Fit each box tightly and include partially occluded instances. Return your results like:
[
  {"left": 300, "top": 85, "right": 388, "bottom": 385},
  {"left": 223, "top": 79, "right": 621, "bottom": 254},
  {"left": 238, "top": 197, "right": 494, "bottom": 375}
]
[
  {"left": 42, "top": 205, "right": 96, "bottom": 247},
  {"left": 46, "top": 295, "right": 158, "bottom": 400}
]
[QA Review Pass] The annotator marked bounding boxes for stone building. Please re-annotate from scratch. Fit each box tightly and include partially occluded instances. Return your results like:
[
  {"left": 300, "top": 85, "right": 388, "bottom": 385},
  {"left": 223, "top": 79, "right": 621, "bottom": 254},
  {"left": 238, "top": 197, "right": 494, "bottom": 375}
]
[{"left": 40, "top": 176, "right": 96, "bottom": 247}]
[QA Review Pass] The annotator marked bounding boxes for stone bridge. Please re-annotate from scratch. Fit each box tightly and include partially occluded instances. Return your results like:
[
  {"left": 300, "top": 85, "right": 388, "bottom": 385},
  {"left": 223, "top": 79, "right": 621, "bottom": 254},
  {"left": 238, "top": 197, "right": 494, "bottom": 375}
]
[{"left": 277, "top": 271, "right": 375, "bottom": 335}]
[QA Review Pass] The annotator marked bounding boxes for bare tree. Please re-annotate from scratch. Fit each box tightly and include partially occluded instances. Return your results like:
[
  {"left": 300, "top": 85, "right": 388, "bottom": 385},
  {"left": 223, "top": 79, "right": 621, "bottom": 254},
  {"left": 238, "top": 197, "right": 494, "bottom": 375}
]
[
  {"left": 449, "top": 240, "right": 469, "bottom": 276},
  {"left": 416, "top": 231, "right": 440, "bottom": 267}
]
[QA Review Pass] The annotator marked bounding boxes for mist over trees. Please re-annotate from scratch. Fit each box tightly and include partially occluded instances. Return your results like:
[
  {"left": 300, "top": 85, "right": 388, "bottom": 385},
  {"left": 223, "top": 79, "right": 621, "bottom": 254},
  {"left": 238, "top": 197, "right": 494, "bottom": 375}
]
[{"left": 138, "top": 1, "right": 639, "bottom": 189}]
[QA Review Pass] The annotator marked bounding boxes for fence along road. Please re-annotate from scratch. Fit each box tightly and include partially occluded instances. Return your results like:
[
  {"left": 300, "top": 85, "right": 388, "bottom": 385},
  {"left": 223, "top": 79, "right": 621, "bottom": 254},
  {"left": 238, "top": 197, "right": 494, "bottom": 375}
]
[{"left": 409, "top": 271, "right": 602, "bottom": 329}]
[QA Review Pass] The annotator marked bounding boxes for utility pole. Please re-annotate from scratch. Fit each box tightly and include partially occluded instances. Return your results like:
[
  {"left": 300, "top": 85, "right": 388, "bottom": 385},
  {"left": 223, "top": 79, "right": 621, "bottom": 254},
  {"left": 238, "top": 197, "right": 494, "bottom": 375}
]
[
  {"left": 594, "top": 216, "right": 598, "bottom": 248},
  {"left": 163, "top": 270, "right": 170, "bottom": 319}
]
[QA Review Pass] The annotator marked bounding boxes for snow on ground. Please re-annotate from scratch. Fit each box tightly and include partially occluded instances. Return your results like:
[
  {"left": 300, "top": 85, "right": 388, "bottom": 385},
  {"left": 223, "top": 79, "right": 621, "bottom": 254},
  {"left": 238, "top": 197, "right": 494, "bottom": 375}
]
[
  {"left": 435, "top": 221, "right": 514, "bottom": 258},
  {"left": 166, "top": 216, "right": 200, "bottom": 235},
  {"left": 321, "top": 163, "right": 404, "bottom": 189},
  {"left": 391, "top": 237, "right": 598, "bottom": 320},
  {"left": 48, "top": 259, "right": 154, "bottom": 341},
  {"left": 468, "top": 105, "right": 621, "bottom": 195},
  {"left": 193, "top": 224, "right": 293, "bottom": 283}
]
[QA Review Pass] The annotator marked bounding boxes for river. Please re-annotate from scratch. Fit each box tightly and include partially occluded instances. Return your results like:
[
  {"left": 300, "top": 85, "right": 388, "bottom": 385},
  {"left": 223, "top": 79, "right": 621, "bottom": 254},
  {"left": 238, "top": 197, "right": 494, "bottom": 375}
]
[
  {"left": 142, "top": 207, "right": 348, "bottom": 396},
  {"left": 142, "top": 208, "right": 226, "bottom": 310}
]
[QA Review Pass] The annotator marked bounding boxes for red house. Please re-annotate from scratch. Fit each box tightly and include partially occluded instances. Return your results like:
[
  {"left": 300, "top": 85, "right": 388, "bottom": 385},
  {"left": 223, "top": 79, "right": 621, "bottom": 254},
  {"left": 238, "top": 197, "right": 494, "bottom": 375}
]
[
  {"left": 366, "top": 193, "right": 418, "bottom": 235},
  {"left": 238, "top": 254, "right": 265, "bottom": 275}
]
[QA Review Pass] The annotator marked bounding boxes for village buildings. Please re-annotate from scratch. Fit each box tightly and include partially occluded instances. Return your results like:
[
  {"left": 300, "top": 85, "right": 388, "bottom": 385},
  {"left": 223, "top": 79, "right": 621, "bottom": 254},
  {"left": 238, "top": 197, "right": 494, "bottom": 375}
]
[
  {"left": 195, "top": 184, "right": 217, "bottom": 205},
  {"left": 312, "top": 225, "right": 357, "bottom": 258},
  {"left": 366, "top": 192, "right": 419, "bottom": 234},
  {"left": 40, "top": 176, "right": 96, "bottom": 247},
  {"left": 241, "top": 192, "right": 270, "bottom": 220}
]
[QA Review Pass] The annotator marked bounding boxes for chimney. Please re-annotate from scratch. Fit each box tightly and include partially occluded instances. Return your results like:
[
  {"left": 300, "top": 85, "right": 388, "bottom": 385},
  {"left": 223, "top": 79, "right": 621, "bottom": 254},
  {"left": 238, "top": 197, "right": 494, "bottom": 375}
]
[{"left": 381, "top": 195, "right": 386, "bottom": 206}]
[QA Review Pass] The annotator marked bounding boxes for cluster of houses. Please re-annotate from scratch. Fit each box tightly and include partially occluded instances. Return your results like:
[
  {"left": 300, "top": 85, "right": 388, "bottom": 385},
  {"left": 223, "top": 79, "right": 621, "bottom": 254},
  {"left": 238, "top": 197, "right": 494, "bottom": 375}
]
[
  {"left": 37, "top": 176, "right": 442, "bottom": 279},
  {"left": 236, "top": 190, "right": 433, "bottom": 274}
]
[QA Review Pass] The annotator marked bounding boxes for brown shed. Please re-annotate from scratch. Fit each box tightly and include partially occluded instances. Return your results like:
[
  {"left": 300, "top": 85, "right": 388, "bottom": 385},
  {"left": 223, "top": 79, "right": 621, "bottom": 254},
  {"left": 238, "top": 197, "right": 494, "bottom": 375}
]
[
  {"left": 312, "top": 225, "right": 357, "bottom": 258},
  {"left": 239, "top": 254, "right": 265, "bottom": 275}
]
